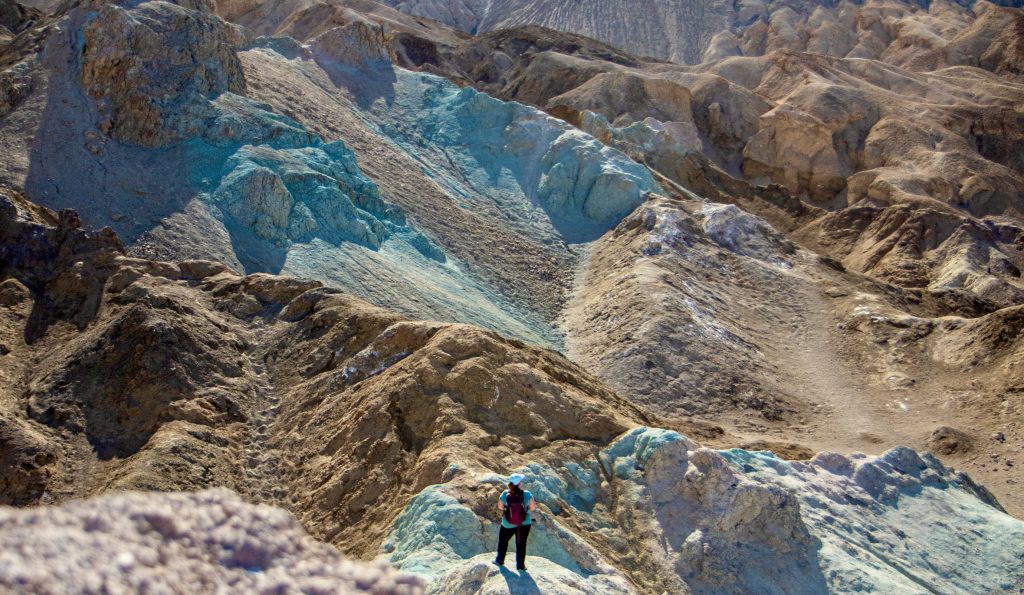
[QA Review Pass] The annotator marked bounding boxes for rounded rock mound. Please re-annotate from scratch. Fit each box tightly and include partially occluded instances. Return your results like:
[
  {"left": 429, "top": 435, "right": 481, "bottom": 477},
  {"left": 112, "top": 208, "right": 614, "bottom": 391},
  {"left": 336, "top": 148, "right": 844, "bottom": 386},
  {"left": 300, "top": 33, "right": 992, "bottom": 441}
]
[{"left": 0, "top": 489, "right": 424, "bottom": 594}]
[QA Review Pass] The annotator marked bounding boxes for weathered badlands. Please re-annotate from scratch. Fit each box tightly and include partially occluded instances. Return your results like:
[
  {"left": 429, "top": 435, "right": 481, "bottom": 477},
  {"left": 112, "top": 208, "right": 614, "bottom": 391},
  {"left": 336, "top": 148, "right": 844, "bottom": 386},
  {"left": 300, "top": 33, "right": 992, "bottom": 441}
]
[{"left": 1, "top": 0, "right": 1023, "bottom": 592}]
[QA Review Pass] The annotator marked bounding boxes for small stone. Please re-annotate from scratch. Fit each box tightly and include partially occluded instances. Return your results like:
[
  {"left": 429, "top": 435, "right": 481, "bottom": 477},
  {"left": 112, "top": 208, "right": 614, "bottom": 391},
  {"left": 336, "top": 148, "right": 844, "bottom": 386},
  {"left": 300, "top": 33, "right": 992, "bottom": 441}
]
[
  {"left": 993, "top": 432, "right": 1005, "bottom": 443},
  {"left": 0, "top": 278, "right": 31, "bottom": 306},
  {"left": 928, "top": 427, "right": 973, "bottom": 455},
  {"left": 0, "top": 343, "right": 9, "bottom": 356},
  {"left": 641, "top": 241, "right": 662, "bottom": 256}
]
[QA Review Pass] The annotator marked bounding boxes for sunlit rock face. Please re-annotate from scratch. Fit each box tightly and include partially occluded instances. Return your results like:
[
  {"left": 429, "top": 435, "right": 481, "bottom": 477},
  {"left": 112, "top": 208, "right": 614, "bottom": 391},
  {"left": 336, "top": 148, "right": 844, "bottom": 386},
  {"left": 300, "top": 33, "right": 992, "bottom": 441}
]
[{"left": 380, "top": 427, "right": 1024, "bottom": 593}]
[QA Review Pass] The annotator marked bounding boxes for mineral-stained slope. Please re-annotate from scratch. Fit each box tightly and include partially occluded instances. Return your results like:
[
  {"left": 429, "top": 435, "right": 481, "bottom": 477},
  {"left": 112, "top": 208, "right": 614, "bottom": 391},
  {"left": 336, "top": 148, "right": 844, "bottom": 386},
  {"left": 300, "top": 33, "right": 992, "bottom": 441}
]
[
  {"left": 382, "top": 22, "right": 1024, "bottom": 310},
  {"left": 218, "top": 2, "right": 1024, "bottom": 310},
  {"left": 0, "top": 0, "right": 658, "bottom": 349},
  {"left": 388, "top": 427, "right": 1024, "bottom": 593},
  {"left": 2, "top": 191, "right": 1023, "bottom": 593}
]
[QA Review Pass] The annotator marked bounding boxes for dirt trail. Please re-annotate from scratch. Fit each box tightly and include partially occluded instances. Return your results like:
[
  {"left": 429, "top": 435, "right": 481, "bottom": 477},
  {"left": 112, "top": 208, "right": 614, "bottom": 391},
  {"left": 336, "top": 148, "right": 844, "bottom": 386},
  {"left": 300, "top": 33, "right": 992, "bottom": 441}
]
[
  {"left": 724, "top": 266, "right": 1023, "bottom": 518},
  {"left": 777, "top": 280, "right": 898, "bottom": 455},
  {"left": 239, "top": 330, "right": 286, "bottom": 508}
]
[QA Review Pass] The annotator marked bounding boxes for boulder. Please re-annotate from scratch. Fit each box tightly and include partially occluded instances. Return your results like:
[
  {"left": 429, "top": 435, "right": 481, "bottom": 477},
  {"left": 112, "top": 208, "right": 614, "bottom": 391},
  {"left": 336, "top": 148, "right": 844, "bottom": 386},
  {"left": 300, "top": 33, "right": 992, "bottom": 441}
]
[{"left": 79, "top": 0, "right": 248, "bottom": 146}]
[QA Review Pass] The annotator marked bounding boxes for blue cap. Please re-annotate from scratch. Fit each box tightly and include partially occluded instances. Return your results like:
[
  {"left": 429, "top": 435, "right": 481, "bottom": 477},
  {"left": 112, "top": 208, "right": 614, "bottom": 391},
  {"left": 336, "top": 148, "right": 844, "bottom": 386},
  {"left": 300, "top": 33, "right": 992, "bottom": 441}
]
[{"left": 508, "top": 473, "right": 525, "bottom": 486}]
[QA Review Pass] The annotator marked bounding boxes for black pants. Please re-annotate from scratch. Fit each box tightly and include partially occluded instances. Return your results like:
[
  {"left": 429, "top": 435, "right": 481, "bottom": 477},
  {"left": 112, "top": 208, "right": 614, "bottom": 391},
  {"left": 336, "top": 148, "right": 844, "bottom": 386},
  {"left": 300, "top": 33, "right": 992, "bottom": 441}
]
[{"left": 495, "top": 524, "right": 531, "bottom": 568}]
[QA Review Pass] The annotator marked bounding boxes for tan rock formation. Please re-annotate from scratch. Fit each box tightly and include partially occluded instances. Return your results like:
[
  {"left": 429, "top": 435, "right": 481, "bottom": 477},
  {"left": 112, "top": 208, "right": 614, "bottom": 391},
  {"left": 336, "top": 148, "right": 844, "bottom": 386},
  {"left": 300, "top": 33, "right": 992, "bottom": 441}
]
[{"left": 0, "top": 188, "right": 687, "bottom": 548}]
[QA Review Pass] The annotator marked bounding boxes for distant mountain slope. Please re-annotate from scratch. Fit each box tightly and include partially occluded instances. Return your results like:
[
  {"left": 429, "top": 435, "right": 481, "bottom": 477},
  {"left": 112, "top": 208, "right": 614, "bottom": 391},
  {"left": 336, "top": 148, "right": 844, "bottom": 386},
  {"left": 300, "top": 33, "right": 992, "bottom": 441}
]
[
  {"left": 384, "top": 0, "right": 731, "bottom": 63},
  {"left": 381, "top": 0, "right": 1024, "bottom": 65}
]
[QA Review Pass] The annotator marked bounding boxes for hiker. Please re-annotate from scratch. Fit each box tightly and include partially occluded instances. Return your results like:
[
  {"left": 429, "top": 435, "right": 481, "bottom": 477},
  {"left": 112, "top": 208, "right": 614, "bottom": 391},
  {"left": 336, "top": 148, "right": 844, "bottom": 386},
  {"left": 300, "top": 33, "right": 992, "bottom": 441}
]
[{"left": 494, "top": 473, "right": 537, "bottom": 571}]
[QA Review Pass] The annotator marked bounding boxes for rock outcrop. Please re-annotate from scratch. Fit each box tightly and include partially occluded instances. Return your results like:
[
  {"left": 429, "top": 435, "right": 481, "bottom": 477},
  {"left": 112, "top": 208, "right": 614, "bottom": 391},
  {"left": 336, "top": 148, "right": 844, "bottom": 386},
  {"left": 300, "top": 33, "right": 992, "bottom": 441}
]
[
  {"left": 79, "top": 0, "right": 249, "bottom": 146},
  {"left": 0, "top": 489, "right": 424, "bottom": 594},
  {"left": 381, "top": 426, "right": 1024, "bottom": 593}
]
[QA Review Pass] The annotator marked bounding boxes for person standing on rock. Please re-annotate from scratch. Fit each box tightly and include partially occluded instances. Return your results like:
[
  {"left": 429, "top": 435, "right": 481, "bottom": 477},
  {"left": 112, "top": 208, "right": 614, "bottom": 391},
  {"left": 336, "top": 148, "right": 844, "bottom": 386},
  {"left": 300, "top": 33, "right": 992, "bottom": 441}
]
[{"left": 494, "top": 473, "right": 536, "bottom": 571}]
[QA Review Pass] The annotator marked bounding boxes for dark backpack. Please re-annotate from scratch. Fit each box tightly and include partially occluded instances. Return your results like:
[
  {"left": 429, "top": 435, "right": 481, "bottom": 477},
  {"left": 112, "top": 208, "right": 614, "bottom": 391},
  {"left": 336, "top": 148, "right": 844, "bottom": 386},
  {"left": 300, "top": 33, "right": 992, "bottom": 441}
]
[{"left": 504, "top": 489, "right": 527, "bottom": 526}]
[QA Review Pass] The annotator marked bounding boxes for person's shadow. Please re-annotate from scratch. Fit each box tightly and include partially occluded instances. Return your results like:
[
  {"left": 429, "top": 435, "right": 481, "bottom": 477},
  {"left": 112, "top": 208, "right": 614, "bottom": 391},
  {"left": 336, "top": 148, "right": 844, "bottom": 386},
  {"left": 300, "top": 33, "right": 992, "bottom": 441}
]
[{"left": 499, "top": 567, "right": 541, "bottom": 595}]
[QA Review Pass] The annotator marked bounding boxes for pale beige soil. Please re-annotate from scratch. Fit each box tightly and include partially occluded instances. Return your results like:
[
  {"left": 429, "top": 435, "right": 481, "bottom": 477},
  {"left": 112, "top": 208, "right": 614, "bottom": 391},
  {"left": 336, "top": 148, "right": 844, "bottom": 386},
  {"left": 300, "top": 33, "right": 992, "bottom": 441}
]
[
  {"left": 567, "top": 196, "right": 1024, "bottom": 518},
  {"left": 720, "top": 267, "right": 1024, "bottom": 518}
]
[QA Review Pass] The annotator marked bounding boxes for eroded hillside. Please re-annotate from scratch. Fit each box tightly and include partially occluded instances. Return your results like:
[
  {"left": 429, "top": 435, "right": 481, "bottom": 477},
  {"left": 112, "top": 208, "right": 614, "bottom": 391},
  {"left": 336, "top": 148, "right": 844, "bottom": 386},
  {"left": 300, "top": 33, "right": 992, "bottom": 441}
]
[
  {"left": 2, "top": 189, "right": 1022, "bottom": 592},
  {"left": 2, "top": 0, "right": 1024, "bottom": 592},
  {"left": 375, "top": 0, "right": 1024, "bottom": 66},
  {"left": 186, "top": 0, "right": 1024, "bottom": 516}
]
